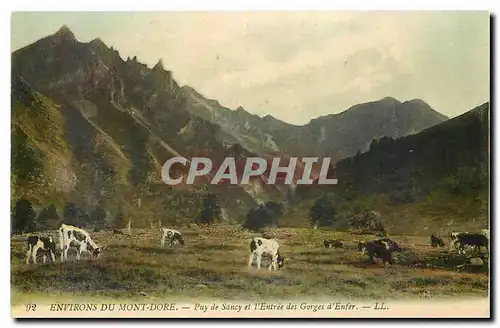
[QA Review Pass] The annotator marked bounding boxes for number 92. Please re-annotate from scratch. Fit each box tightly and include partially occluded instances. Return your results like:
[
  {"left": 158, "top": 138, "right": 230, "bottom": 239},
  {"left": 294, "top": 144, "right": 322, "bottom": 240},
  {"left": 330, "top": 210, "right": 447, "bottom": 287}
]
[{"left": 25, "top": 303, "right": 37, "bottom": 312}]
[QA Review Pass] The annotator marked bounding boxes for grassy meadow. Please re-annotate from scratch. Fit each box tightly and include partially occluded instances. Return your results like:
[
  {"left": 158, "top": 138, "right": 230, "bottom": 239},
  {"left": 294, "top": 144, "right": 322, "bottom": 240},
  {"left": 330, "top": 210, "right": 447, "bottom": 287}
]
[{"left": 11, "top": 225, "right": 489, "bottom": 306}]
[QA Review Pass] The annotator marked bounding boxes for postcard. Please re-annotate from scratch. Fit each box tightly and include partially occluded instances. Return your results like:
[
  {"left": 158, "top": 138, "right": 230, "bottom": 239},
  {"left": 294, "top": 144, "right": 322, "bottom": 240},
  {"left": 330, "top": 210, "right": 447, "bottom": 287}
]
[{"left": 10, "top": 11, "right": 490, "bottom": 319}]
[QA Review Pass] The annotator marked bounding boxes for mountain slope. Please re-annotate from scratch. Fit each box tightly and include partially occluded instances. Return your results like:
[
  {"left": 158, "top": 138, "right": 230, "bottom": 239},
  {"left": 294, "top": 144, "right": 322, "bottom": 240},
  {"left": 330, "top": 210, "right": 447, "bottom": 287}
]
[
  {"left": 288, "top": 102, "right": 489, "bottom": 233},
  {"left": 10, "top": 25, "right": 456, "bottom": 229},
  {"left": 183, "top": 87, "right": 448, "bottom": 161},
  {"left": 334, "top": 102, "right": 489, "bottom": 199},
  {"left": 11, "top": 26, "right": 265, "bottom": 223}
]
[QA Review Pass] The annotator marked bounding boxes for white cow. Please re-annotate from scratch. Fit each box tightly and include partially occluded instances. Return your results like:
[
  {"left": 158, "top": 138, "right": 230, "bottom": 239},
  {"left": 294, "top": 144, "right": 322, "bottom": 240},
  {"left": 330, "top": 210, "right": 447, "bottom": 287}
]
[
  {"left": 160, "top": 228, "right": 185, "bottom": 247},
  {"left": 59, "top": 223, "right": 102, "bottom": 262},
  {"left": 247, "top": 237, "right": 284, "bottom": 271}
]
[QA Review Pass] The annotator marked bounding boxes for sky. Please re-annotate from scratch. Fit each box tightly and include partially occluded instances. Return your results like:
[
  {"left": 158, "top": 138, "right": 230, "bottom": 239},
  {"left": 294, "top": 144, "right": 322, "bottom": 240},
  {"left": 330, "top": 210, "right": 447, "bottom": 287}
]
[{"left": 11, "top": 11, "right": 490, "bottom": 125}]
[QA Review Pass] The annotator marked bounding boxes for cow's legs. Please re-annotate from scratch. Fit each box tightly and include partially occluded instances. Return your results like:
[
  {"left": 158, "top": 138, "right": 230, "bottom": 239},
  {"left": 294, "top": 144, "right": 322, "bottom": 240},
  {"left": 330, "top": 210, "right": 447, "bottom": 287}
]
[
  {"left": 26, "top": 245, "right": 32, "bottom": 265},
  {"left": 31, "top": 245, "right": 39, "bottom": 264},
  {"left": 369, "top": 254, "right": 375, "bottom": 264},
  {"left": 256, "top": 254, "right": 262, "bottom": 269},
  {"left": 270, "top": 255, "right": 278, "bottom": 271},
  {"left": 76, "top": 245, "right": 83, "bottom": 261},
  {"left": 50, "top": 251, "right": 56, "bottom": 263},
  {"left": 268, "top": 257, "right": 274, "bottom": 271},
  {"left": 63, "top": 246, "right": 70, "bottom": 262},
  {"left": 387, "top": 253, "right": 394, "bottom": 265},
  {"left": 247, "top": 253, "right": 254, "bottom": 268},
  {"left": 42, "top": 255, "right": 47, "bottom": 264}
]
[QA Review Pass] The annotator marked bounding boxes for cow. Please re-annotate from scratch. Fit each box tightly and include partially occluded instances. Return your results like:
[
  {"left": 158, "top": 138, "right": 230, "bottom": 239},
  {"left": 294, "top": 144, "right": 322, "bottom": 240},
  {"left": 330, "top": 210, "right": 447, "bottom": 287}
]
[
  {"left": 357, "top": 241, "right": 367, "bottom": 254},
  {"left": 25, "top": 235, "right": 56, "bottom": 265},
  {"left": 160, "top": 228, "right": 185, "bottom": 247},
  {"left": 59, "top": 223, "right": 102, "bottom": 262},
  {"left": 248, "top": 237, "right": 284, "bottom": 271},
  {"left": 360, "top": 238, "right": 402, "bottom": 265},
  {"left": 450, "top": 232, "right": 488, "bottom": 255},
  {"left": 324, "top": 239, "right": 343, "bottom": 248},
  {"left": 430, "top": 234, "right": 445, "bottom": 248}
]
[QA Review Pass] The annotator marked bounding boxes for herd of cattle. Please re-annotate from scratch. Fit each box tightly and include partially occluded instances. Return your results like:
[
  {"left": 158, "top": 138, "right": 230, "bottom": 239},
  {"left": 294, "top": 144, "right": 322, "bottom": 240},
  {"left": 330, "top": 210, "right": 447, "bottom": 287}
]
[{"left": 21, "top": 223, "right": 489, "bottom": 272}]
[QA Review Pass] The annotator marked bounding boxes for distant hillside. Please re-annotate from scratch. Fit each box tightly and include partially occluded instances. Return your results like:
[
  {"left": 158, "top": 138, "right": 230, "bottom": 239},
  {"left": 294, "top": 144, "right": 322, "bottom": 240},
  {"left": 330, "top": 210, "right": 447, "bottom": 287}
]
[
  {"left": 335, "top": 102, "right": 489, "bottom": 200},
  {"left": 288, "top": 102, "right": 489, "bottom": 234},
  {"left": 183, "top": 87, "right": 448, "bottom": 160}
]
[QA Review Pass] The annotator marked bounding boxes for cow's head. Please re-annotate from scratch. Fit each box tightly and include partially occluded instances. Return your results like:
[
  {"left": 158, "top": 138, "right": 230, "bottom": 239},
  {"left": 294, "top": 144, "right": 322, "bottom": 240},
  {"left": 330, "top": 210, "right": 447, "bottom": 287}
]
[
  {"left": 324, "top": 240, "right": 331, "bottom": 248},
  {"left": 391, "top": 242, "right": 402, "bottom": 253},
  {"left": 173, "top": 233, "right": 185, "bottom": 246},
  {"left": 89, "top": 245, "right": 104, "bottom": 258},
  {"left": 357, "top": 241, "right": 366, "bottom": 253},
  {"left": 277, "top": 253, "right": 285, "bottom": 269}
]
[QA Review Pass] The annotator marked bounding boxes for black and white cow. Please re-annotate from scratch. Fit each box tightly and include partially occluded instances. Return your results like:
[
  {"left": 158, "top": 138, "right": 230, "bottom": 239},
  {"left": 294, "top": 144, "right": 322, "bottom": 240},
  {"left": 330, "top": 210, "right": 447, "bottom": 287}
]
[
  {"left": 324, "top": 239, "right": 343, "bottom": 248},
  {"left": 450, "top": 232, "right": 489, "bottom": 255},
  {"left": 359, "top": 238, "right": 402, "bottom": 265},
  {"left": 248, "top": 237, "right": 284, "bottom": 271},
  {"left": 59, "top": 223, "right": 102, "bottom": 262},
  {"left": 430, "top": 234, "right": 445, "bottom": 248},
  {"left": 26, "top": 235, "right": 56, "bottom": 265},
  {"left": 481, "top": 229, "right": 490, "bottom": 239},
  {"left": 160, "top": 228, "right": 185, "bottom": 247}
]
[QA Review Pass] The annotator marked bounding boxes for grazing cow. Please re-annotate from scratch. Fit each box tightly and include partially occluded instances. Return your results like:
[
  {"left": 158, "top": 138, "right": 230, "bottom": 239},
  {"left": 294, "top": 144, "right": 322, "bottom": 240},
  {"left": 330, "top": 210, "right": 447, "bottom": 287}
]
[
  {"left": 430, "top": 234, "right": 445, "bottom": 248},
  {"left": 451, "top": 232, "right": 488, "bottom": 255},
  {"left": 361, "top": 238, "right": 402, "bottom": 265},
  {"left": 324, "top": 240, "right": 343, "bottom": 248},
  {"left": 26, "top": 236, "right": 56, "bottom": 265},
  {"left": 160, "top": 228, "right": 185, "bottom": 247},
  {"left": 357, "top": 241, "right": 368, "bottom": 255},
  {"left": 248, "top": 237, "right": 284, "bottom": 271},
  {"left": 59, "top": 223, "right": 102, "bottom": 262}
]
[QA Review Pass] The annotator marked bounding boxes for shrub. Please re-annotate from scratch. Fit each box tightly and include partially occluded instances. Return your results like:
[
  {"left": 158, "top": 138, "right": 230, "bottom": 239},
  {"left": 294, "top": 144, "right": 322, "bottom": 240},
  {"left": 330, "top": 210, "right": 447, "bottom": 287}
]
[{"left": 348, "top": 210, "right": 386, "bottom": 235}]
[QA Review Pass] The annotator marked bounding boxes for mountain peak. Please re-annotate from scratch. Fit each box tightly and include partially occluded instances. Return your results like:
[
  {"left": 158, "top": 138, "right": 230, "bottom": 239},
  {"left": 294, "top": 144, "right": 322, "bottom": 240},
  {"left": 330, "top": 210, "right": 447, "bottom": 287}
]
[
  {"left": 407, "top": 98, "right": 429, "bottom": 106},
  {"left": 54, "top": 25, "right": 75, "bottom": 40},
  {"left": 379, "top": 96, "right": 401, "bottom": 105},
  {"left": 152, "top": 59, "right": 165, "bottom": 71},
  {"left": 89, "top": 37, "right": 106, "bottom": 47}
]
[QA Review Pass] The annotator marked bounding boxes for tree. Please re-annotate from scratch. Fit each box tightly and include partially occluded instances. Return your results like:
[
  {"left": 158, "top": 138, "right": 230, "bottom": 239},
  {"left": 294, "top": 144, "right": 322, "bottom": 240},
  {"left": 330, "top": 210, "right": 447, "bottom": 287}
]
[
  {"left": 12, "top": 198, "right": 37, "bottom": 234},
  {"left": 37, "top": 203, "right": 60, "bottom": 230},
  {"left": 62, "top": 202, "right": 90, "bottom": 227},
  {"left": 90, "top": 205, "right": 107, "bottom": 230},
  {"left": 112, "top": 208, "right": 128, "bottom": 229},
  {"left": 243, "top": 201, "right": 284, "bottom": 232},
  {"left": 196, "top": 193, "right": 221, "bottom": 225},
  {"left": 77, "top": 209, "right": 91, "bottom": 228},
  {"left": 62, "top": 202, "right": 79, "bottom": 225},
  {"left": 348, "top": 210, "right": 386, "bottom": 235},
  {"left": 310, "top": 193, "right": 336, "bottom": 227}
]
